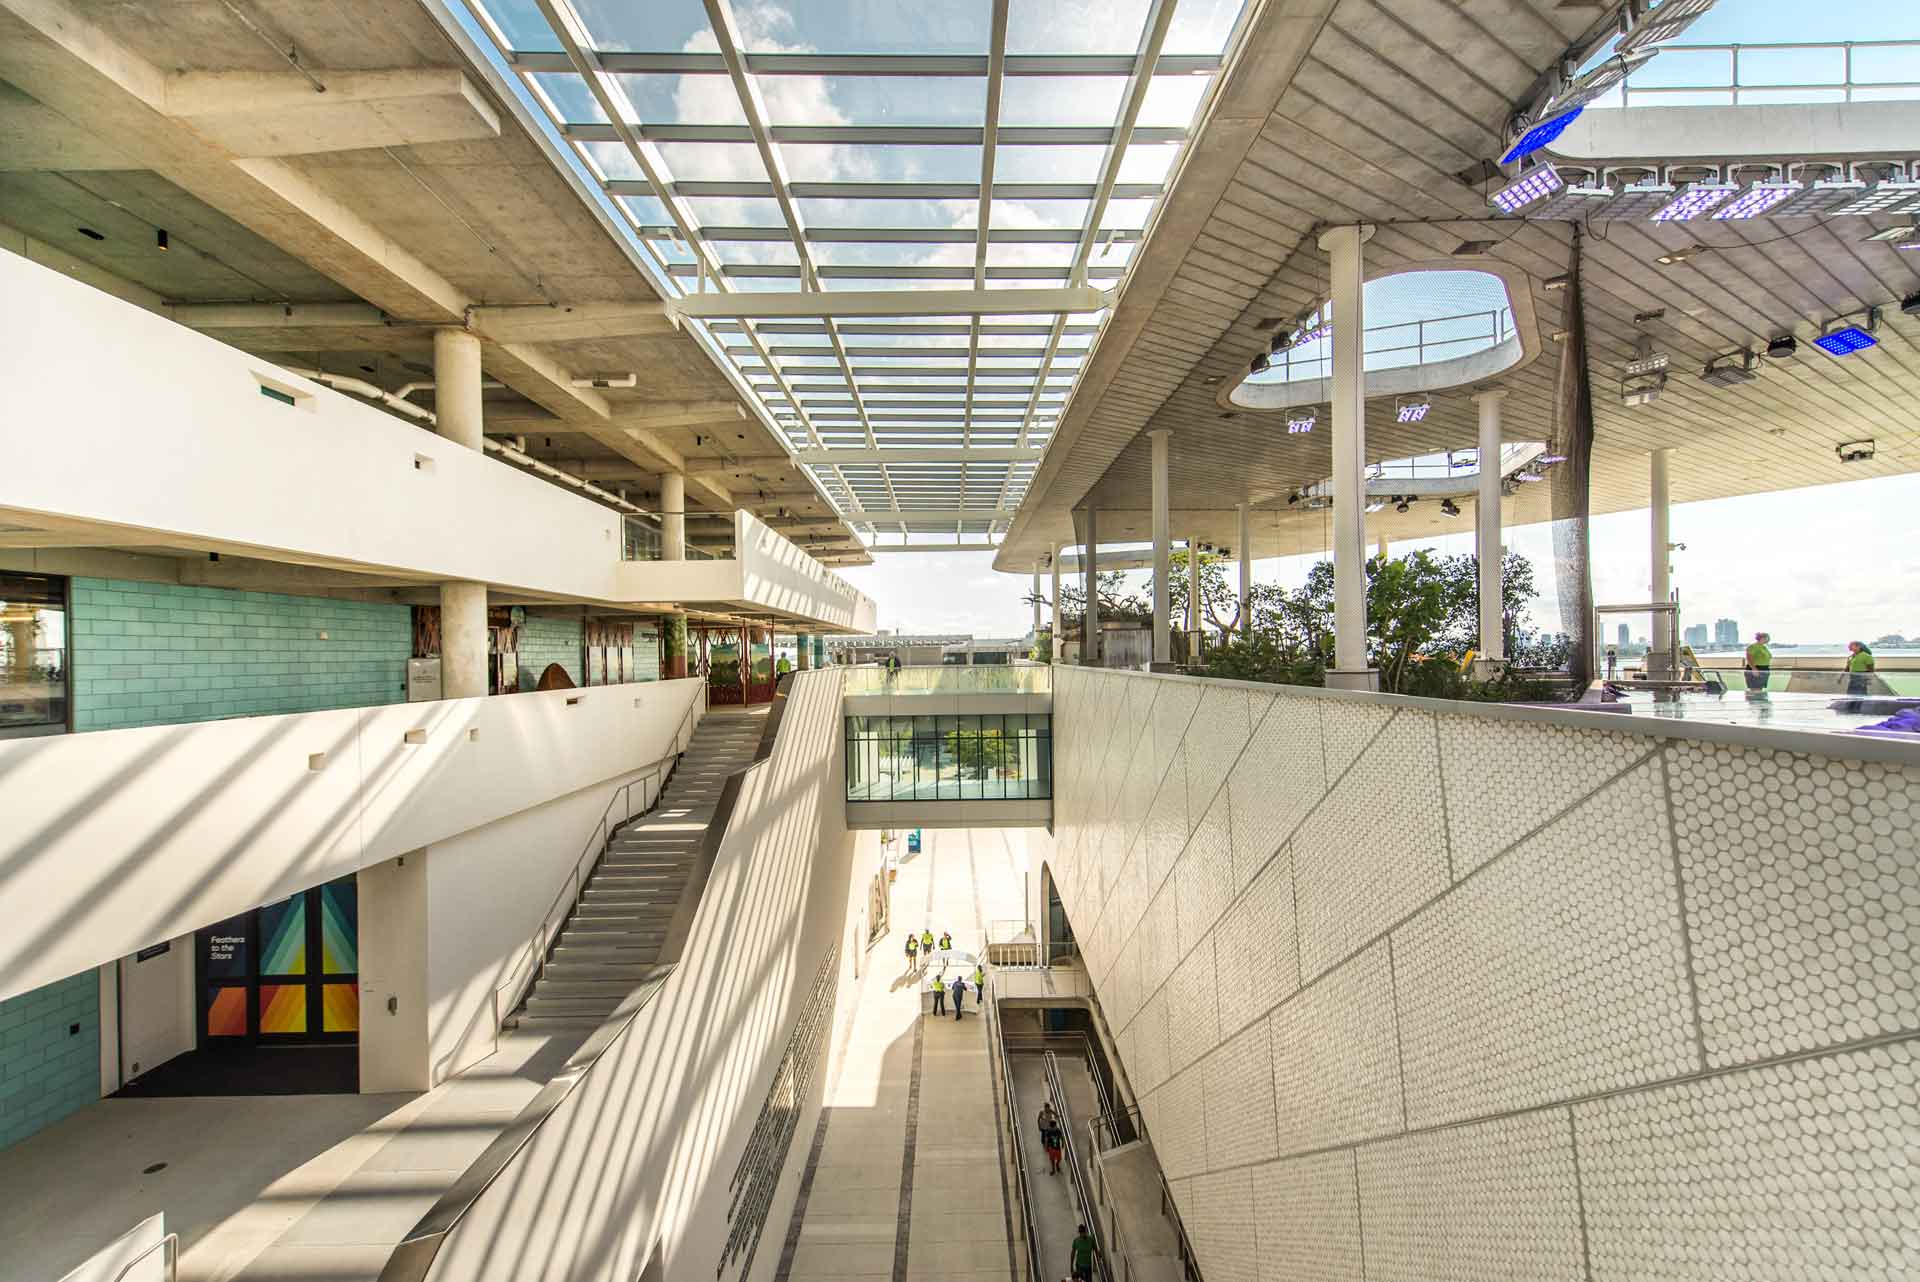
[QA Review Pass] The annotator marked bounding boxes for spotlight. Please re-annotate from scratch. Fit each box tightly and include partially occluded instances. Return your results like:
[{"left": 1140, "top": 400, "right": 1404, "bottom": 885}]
[
  {"left": 1765, "top": 335, "right": 1798, "bottom": 359},
  {"left": 1286, "top": 492, "right": 1300, "bottom": 507},
  {"left": 1862, "top": 218, "right": 1918, "bottom": 246},
  {"left": 1500, "top": 106, "right": 1584, "bottom": 166},
  {"left": 1269, "top": 329, "right": 1295, "bottom": 353},
  {"left": 1439, "top": 499, "right": 1461, "bottom": 517},
  {"left": 1489, "top": 164, "right": 1565, "bottom": 215},
  {"left": 1250, "top": 351, "right": 1271, "bottom": 375},
  {"left": 1836, "top": 439, "right": 1876, "bottom": 464},
  {"left": 1286, "top": 410, "right": 1316, "bottom": 435},
  {"left": 1394, "top": 498, "right": 1411, "bottom": 514},
  {"left": 1711, "top": 182, "right": 1799, "bottom": 221},
  {"left": 1543, "top": 273, "right": 1571, "bottom": 292},
  {"left": 1813, "top": 311, "right": 1880, "bottom": 356},
  {"left": 1699, "top": 350, "right": 1758, "bottom": 387},
  {"left": 1652, "top": 182, "right": 1738, "bottom": 222},
  {"left": 1537, "top": 447, "right": 1568, "bottom": 464},
  {"left": 1655, "top": 245, "right": 1700, "bottom": 266},
  {"left": 1904, "top": 292, "right": 1920, "bottom": 317},
  {"left": 1395, "top": 396, "right": 1431, "bottom": 424},
  {"left": 1363, "top": 499, "right": 1386, "bottom": 513}
]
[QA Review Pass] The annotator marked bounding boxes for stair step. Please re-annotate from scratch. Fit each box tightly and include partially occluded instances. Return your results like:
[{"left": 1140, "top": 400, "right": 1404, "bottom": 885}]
[
  {"left": 505, "top": 1012, "right": 612, "bottom": 1032},
  {"left": 534, "top": 979, "right": 649, "bottom": 1000},
  {"left": 542, "top": 960, "right": 667, "bottom": 982},
  {"left": 526, "top": 995, "right": 626, "bottom": 1017}
]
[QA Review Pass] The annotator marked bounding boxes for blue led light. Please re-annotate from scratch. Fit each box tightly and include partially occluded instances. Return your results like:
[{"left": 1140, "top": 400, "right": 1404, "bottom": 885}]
[
  {"left": 1812, "top": 326, "right": 1878, "bottom": 356},
  {"left": 1500, "top": 106, "right": 1584, "bottom": 166}
]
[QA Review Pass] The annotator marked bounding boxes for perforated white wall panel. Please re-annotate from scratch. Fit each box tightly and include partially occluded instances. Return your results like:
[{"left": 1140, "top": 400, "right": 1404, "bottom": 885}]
[{"left": 1047, "top": 667, "right": 1920, "bottom": 1282}]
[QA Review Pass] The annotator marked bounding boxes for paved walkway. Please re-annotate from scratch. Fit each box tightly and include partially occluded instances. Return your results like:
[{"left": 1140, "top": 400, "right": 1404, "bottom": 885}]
[{"left": 777, "top": 828, "right": 1030, "bottom": 1282}]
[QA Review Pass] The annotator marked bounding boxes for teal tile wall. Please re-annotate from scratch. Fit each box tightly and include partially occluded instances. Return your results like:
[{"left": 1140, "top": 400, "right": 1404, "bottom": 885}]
[
  {"left": 517, "top": 615, "right": 583, "bottom": 689},
  {"left": 0, "top": 973, "right": 99, "bottom": 1151},
  {"left": 70, "top": 578, "right": 411, "bottom": 730}
]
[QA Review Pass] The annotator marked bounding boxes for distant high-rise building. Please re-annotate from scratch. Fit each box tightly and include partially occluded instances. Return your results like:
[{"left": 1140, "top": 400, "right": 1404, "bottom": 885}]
[
  {"left": 1714, "top": 618, "right": 1740, "bottom": 647},
  {"left": 1684, "top": 623, "right": 1709, "bottom": 648},
  {"left": 1617, "top": 622, "right": 1630, "bottom": 647}
]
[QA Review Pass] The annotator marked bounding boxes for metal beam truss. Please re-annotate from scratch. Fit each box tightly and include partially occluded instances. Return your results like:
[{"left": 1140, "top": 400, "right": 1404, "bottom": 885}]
[{"left": 463, "top": 0, "right": 1237, "bottom": 545}]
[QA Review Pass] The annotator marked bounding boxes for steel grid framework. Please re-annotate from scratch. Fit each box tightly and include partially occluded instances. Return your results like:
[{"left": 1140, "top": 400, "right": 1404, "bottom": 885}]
[{"left": 462, "top": 0, "right": 1250, "bottom": 546}]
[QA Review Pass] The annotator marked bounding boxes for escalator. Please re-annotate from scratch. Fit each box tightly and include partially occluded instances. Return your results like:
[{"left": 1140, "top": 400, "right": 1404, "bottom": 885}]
[{"left": 989, "top": 1005, "right": 1199, "bottom": 1282}]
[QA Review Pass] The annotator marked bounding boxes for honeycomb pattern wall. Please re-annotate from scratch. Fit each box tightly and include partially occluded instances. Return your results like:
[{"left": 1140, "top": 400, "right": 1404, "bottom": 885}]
[{"left": 1048, "top": 667, "right": 1920, "bottom": 1282}]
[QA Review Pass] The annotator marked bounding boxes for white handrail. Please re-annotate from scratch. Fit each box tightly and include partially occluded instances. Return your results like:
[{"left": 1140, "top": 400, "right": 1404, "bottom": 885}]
[
  {"left": 1604, "top": 39, "right": 1920, "bottom": 108},
  {"left": 109, "top": 1234, "right": 178, "bottom": 1282}
]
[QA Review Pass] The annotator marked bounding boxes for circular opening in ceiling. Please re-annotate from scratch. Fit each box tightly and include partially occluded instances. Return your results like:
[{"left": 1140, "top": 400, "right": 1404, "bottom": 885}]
[{"left": 1232, "top": 269, "right": 1525, "bottom": 409}]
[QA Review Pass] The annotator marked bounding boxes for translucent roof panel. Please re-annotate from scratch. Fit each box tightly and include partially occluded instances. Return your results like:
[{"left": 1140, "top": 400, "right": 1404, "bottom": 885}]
[
  {"left": 762, "top": 77, "right": 987, "bottom": 126},
  {"left": 739, "top": 1, "right": 993, "bottom": 55},
  {"left": 463, "top": 0, "right": 1259, "bottom": 547}
]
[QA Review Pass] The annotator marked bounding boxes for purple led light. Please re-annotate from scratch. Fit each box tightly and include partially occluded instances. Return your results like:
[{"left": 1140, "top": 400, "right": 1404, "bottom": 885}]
[
  {"left": 1651, "top": 183, "right": 1737, "bottom": 222},
  {"left": 1813, "top": 327, "right": 1876, "bottom": 356},
  {"left": 1490, "top": 165, "right": 1565, "bottom": 215},
  {"left": 1396, "top": 402, "right": 1430, "bottom": 423},
  {"left": 1713, "top": 183, "right": 1797, "bottom": 220},
  {"left": 1286, "top": 413, "right": 1316, "bottom": 435}
]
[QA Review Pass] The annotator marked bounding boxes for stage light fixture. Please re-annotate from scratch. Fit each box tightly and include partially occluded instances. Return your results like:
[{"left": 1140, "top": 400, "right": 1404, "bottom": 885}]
[
  {"left": 1655, "top": 246, "right": 1700, "bottom": 266},
  {"left": 1712, "top": 182, "right": 1799, "bottom": 220},
  {"left": 1766, "top": 335, "right": 1798, "bottom": 359},
  {"left": 1250, "top": 352, "right": 1270, "bottom": 375},
  {"left": 1903, "top": 292, "right": 1920, "bottom": 317},
  {"left": 1833, "top": 182, "right": 1920, "bottom": 216},
  {"left": 1813, "top": 326, "right": 1877, "bottom": 356},
  {"left": 1439, "top": 499, "right": 1461, "bottom": 517},
  {"left": 1699, "top": 350, "right": 1758, "bottom": 388},
  {"left": 1500, "top": 106, "right": 1584, "bottom": 166},
  {"left": 1836, "top": 439, "right": 1875, "bottom": 464},
  {"left": 1532, "top": 182, "right": 1615, "bottom": 220},
  {"left": 1489, "top": 165, "right": 1564, "bottom": 215},
  {"left": 1363, "top": 499, "right": 1386, "bottom": 514},
  {"left": 1862, "top": 218, "right": 1918, "bottom": 246},
  {"left": 1537, "top": 446, "right": 1568, "bottom": 464},
  {"left": 1286, "top": 410, "right": 1316, "bottom": 435},
  {"left": 1394, "top": 499, "right": 1411, "bottom": 514},
  {"left": 1652, "top": 182, "right": 1737, "bottom": 222},
  {"left": 1395, "top": 396, "right": 1431, "bottom": 424},
  {"left": 1269, "top": 328, "right": 1296, "bottom": 353},
  {"left": 1591, "top": 179, "right": 1676, "bottom": 221}
]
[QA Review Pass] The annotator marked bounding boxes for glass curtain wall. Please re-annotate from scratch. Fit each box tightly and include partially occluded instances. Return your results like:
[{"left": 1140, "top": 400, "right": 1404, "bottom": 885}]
[
  {"left": 846, "top": 713, "right": 1051, "bottom": 801},
  {"left": 0, "top": 573, "right": 68, "bottom": 737}
]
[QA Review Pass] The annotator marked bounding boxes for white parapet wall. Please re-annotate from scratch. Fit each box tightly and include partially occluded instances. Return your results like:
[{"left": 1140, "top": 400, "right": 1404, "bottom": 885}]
[
  {"left": 0, "top": 678, "right": 703, "bottom": 1004},
  {"left": 0, "top": 250, "right": 875, "bottom": 631},
  {"left": 422, "top": 668, "right": 863, "bottom": 1282},
  {"left": 1046, "top": 666, "right": 1920, "bottom": 1281}
]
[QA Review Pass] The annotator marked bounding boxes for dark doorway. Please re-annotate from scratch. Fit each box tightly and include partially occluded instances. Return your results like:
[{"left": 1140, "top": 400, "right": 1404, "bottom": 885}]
[{"left": 120, "top": 875, "right": 361, "bottom": 1097}]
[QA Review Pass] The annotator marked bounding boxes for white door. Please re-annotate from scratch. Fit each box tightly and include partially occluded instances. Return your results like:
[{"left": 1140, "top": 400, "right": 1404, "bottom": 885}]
[{"left": 119, "top": 939, "right": 191, "bottom": 1080}]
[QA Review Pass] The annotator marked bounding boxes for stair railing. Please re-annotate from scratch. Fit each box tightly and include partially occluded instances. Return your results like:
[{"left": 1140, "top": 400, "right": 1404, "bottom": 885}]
[
  {"left": 1044, "top": 1050, "right": 1115, "bottom": 1282},
  {"left": 496, "top": 691, "right": 700, "bottom": 1027},
  {"left": 985, "top": 976, "right": 1044, "bottom": 1282}
]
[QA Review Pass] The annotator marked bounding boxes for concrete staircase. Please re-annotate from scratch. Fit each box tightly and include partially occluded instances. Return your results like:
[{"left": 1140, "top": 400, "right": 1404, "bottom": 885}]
[{"left": 507, "top": 709, "right": 767, "bottom": 1033}]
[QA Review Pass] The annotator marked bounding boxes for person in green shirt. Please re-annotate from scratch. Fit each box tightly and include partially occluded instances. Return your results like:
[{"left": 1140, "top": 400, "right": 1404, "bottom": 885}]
[
  {"left": 1744, "top": 632, "right": 1772, "bottom": 692},
  {"left": 1846, "top": 641, "right": 1876, "bottom": 696},
  {"left": 1069, "top": 1225, "right": 1096, "bottom": 1282}
]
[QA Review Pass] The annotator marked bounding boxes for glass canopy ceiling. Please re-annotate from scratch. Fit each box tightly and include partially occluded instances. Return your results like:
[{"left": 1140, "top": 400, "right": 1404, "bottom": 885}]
[{"left": 462, "top": 0, "right": 1254, "bottom": 547}]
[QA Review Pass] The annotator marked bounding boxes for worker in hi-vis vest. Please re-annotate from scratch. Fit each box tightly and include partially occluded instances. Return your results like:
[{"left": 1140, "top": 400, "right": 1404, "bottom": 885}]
[
  {"left": 930, "top": 973, "right": 946, "bottom": 1016},
  {"left": 1744, "top": 632, "right": 1772, "bottom": 692}
]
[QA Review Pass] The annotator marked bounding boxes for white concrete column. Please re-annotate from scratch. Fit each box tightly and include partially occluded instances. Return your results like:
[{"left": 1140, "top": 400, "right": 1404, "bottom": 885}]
[
  {"left": 1082, "top": 509, "right": 1099, "bottom": 666},
  {"left": 440, "top": 580, "right": 488, "bottom": 699},
  {"left": 1236, "top": 501, "right": 1252, "bottom": 638},
  {"left": 1186, "top": 540, "right": 1202, "bottom": 643},
  {"left": 1318, "top": 223, "right": 1377, "bottom": 688},
  {"left": 1150, "top": 428, "right": 1172, "bottom": 664},
  {"left": 1375, "top": 533, "right": 1389, "bottom": 560},
  {"left": 1474, "top": 388, "right": 1507, "bottom": 665},
  {"left": 1031, "top": 563, "right": 1043, "bottom": 640},
  {"left": 660, "top": 471, "right": 686, "bottom": 561},
  {"left": 1650, "top": 447, "right": 1673, "bottom": 677},
  {"left": 432, "top": 328, "right": 484, "bottom": 452},
  {"left": 1050, "top": 546, "right": 1063, "bottom": 659}
]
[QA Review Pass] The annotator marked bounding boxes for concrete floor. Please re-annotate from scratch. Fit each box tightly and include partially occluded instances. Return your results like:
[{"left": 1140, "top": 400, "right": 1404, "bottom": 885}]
[
  {"left": 0, "top": 1029, "right": 579, "bottom": 1282},
  {"left": 777, "top": 828, "right": 1029, "bottom": 1282}
]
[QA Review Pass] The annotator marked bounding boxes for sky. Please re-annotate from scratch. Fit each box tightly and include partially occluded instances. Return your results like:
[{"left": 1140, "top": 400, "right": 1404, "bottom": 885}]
[{"left": 828, "top": 0, "right": 1920, "bottom": 648}]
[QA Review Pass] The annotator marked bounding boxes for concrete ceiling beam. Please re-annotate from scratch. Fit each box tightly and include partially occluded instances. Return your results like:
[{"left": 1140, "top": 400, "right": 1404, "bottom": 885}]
[
  {"left": 162, "top": 69, "right": 501, "bottom": 157},
  {"left": 164, "top": 302, "right": 395, "bottom": 328},
  {"left": 467, "top": 302, "right": 680, "bottom": 343}
]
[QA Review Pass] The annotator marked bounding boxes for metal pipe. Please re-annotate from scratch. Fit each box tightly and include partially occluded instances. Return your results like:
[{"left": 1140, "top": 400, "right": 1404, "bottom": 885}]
[{"left": 284, "top": 366, "right": 438, "bottom": 425}]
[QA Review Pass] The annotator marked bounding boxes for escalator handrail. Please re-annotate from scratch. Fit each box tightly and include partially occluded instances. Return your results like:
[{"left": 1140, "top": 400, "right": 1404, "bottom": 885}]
[
  {"left": 1043, "top": 1050, "right": 1115, "bottom": 1282},
  {"left": 987, "top": 979, "right": 1045, "bottom": 1282}
]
